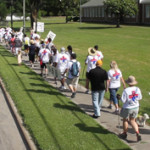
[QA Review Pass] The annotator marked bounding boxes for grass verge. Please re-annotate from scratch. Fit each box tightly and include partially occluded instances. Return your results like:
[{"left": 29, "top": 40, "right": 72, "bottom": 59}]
[{"left": 0, "top": 46, "right": 131, "bottom": 150}]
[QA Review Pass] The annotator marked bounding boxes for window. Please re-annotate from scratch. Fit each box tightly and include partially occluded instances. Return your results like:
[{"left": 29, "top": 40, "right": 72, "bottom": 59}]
[{"left": 146, "top": 5, "right": 150, "bottom": 18}]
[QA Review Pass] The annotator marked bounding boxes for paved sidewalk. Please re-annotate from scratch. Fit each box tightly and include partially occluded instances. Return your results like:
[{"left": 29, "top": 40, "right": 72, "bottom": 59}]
[
  {"left": 0, "top": 87, "right": 27, "bottom": 150},
  {"left": 21, "top": 54, "right": 150, "bottom": 150}
]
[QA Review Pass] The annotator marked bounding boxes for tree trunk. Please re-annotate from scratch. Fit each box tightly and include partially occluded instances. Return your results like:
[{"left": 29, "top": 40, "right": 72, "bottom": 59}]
[
  {"left": 116, "top": 15, "right": 120, "bottom": 28},
  {"left": 30, "top": 9, "right": 38, "bottom": 29}
]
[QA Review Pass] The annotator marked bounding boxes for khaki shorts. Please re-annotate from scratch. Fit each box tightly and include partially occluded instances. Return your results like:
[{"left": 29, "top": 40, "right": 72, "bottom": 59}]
[
  {"left": 66, "top": 77, "right": 79, "bottom": 88},
  {"left": 120, "top": 107, "right": 139, "bottom": 119}
]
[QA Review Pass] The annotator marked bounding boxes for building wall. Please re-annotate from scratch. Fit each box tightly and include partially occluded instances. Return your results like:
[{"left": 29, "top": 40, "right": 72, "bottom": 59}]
[{"left": 81, "top": 3, "right": 150, "bottom": 25}]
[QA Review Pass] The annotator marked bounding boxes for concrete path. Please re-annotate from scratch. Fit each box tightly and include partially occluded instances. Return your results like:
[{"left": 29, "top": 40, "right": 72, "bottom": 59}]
[
  {"left": 0, "top": 87, "right": 27, "bottom": 150},
  {"left": 22, "top": 54, "right": 150, "bottom": 150}
]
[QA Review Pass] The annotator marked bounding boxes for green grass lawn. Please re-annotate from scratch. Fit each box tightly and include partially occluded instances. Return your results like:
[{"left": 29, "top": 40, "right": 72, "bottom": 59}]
[
  {"left": 1, "top": 17, "right": 149, "bottom": 149},
  {"left": 34, "top": 18, "right": 149, "bottom": 120},
  {"left": 0, "top": 47, "right": 131, "bottom": 150}
]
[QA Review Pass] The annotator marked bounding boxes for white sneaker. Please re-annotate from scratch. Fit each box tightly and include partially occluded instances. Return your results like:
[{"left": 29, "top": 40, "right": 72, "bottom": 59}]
[
  {"left": 85, "top": 90, "right": 90, "bottom": 94},
  {"left": 62, "top": 86, "right": 66, "bottom": 90}
]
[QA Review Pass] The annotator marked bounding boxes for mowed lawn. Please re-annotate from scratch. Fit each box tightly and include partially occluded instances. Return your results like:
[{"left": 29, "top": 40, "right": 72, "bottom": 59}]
[
  {"left": 0, "top": 47, "right": 131, "bottom": 150},
  {"left": 40, "top": 18, "right": 150, "bottom": 119}
]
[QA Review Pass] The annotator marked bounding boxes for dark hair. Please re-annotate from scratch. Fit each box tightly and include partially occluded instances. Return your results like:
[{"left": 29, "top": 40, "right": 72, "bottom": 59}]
[
  {"left": 48, "top": 38, "right": 52, "bottom": 42},
  {"left": 71, "top": 53, "right": 76, "bottom": 59},
  {"left": 67, "top": 45, "right": 72, "bottom": 55},
  {"left": 94, "top": 45, "right": 98, "bottom": 50},
  {"left": 24, "top": 34, "right": 27, "bottom": 37}
]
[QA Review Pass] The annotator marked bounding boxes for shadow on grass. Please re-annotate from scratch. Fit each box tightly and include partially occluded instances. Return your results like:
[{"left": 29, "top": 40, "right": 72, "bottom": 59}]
[
  {"left": 30, "top": 83, "right": 52, "bottom": 89},
  {"left": 78, "top": 26, "right": 115, "bottom": 30},
  {"left": 20, "top": 71, "right": 37, "bottom": 76},
  {"left": 0, "top": 50, "right": 14, "bottom": 57},
  {"left": 75, "top": 123, "right": 109, "bottom": 134},
  {"left": 26, "top": 89, "right": 62, "bottom": 96},
  {"left": 53, "top": 103, "right": 83, "bottom": 113}
]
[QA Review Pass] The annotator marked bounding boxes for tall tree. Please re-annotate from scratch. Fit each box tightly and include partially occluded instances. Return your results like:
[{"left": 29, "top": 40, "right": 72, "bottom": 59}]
[
  {"left": 0, "top": 3, "right": 9, "bottom": 21},
  {"left": 104, "top": 0, "right": 138, "bottom": 28}
]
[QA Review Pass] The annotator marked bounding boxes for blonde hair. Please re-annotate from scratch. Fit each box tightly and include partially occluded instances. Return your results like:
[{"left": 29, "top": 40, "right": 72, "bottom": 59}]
[{"left": 110, "top": 61, "right": 118, "bottom": 70}]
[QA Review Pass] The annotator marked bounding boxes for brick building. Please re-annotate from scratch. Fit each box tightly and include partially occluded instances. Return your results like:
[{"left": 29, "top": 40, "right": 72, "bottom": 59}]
[{"left": 81, "top": 0, "right": 150, "bottom": 25}]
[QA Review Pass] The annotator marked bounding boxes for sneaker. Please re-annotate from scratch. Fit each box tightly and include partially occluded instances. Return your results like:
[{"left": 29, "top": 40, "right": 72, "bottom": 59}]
[
  {"left": 107, "top": 105, "right": 112, "bottom": 109},
  {"left": 62, "top": 86, "right": 66, "bottom": 90},
  {"left": 119, "top": 132, "right": 127, "bottom": 139},
  {"left": 137, "top": 134, "right": 142, "bottom": 142},
  {"left": 85, "top": 90, "right": 90, "bottom": 94},
  {"left": 71, "top": 92, "right": 76, "bottom": 98},
  {"left": 115, "top": 109, "right": 120, "bottom": 114},
  {"left": 92, "top": 114, "right": 100, "bottom": 119}
]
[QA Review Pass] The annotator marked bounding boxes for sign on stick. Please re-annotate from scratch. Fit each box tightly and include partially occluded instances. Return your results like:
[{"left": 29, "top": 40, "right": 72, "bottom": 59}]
[
  {"left": 45, "top": 31, "right": 56, "bottom": 41},
  {"left": 33, "top": 22, "right": 44, "bottom": 32}
]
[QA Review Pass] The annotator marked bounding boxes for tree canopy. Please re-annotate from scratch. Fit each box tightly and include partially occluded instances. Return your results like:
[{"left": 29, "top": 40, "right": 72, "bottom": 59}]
[{"left": 104, "top": 0, "right": 138, "bottom": 27}]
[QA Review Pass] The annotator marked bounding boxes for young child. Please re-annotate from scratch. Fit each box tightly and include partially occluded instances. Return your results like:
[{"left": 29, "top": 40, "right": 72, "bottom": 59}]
[{"left": 18, "top": 50, "right": 22, "bottom": 66}]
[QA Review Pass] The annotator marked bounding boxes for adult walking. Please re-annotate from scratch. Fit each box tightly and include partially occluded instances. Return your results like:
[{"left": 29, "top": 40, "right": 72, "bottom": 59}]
[
  {"left": 85, "top": 47, "right": 99, "bottom": 94},
  {"left": 29, "top": 40, "right": 36, "bottom": 68},
  {"left": 65, "top": 53, "right": 81, "bottom": 98},
  {"left": 55, "top": 47, "right": 70, "bottom": 90},
  {"left": 107, "top": 61, "right": 126, "bottom": 113},
  {"left": 88, "top": 60, "right": 108, "bottom": 118},
  {"left": 38, "top": 43, "right": 51, "bottom": 77},
  {"left": 119, "top": 76, "right": 142, "bottom": 142},
  {"left": 94, "top": 45, "right": 104, "bottom": 61}
]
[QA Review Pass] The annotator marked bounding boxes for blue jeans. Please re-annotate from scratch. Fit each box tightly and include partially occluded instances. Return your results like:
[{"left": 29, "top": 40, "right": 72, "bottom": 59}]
[
  {"left": 92, "top": 90, "right": 105, "bottom": 116},
  {"left": 109, "top": 88, "right": 119, "bottom": 105}
]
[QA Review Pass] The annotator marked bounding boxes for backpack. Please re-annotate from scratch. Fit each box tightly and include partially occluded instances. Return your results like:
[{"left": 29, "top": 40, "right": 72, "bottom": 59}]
[{"left": 70, "top": 61, "right": 79, "bottom": 77}]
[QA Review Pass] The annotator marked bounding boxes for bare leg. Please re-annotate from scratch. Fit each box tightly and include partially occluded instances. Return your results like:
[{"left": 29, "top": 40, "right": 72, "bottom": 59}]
[
  {"left": 130, "top": 118, "right": 139, "bottom": 133},
  {"left": 123, "top": 118, "right": 128, "bottom": 133}
]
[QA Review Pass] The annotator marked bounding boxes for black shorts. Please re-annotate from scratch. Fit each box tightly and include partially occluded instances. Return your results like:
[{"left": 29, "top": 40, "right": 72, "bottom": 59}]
[
  {"left": 24, "top": 44, "right": 29, "bottom": 50},
  {"left": 41, "top": 63, "right": 48, "bottom": 69},
  {"left": 29, "top": 54, "right": 35, "bottom": 62}
]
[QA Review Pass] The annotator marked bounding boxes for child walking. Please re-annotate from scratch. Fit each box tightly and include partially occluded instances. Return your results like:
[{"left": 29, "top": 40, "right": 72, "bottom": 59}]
[{"left": 18, "top": 50, "right": 22, "bottom": 66}]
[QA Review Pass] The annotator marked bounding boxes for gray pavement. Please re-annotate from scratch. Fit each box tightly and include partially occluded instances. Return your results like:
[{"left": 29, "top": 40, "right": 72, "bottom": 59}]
[
  {"left": 0, "top": 87, "right": 27, "bottom": 150},
  {"left": 22, "top": 54, "right": 150, "bottom": 150}
]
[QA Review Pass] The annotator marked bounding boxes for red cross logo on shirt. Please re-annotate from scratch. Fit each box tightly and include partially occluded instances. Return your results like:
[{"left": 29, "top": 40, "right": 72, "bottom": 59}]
[
  {"left": 60, "top": 56, "right": 67, "bottom": 62},
  {"left": 113, "top": 71, "right": 120, "bottom": 79},
  {"left": 129, "top": 91, "right": 138, "bottom": 101},
  {"left": 91, "top": 57, "right": 97, "bottom": 64},
  {"left": 42, "top": 50, "right": 47, "bottom": 55},
  {"left": 97, "top": 54, "right": 101, "bottom": 57}
]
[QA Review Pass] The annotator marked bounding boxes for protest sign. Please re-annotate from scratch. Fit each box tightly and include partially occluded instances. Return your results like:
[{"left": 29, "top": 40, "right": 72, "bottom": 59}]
[
  {"left": 33, "top": 22, "right": 44, "bottom": 32},
  {"left": 45, "top": 31, "right": 56, "bottom": 41}
]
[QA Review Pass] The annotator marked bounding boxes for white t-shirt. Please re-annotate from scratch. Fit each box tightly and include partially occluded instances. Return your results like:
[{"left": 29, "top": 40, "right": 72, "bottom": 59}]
[
  {"left": 38, "top": 48, "right": 50, "bottom": 63},
  {"left": 121, "top": 86, "right": 142, "bottom": 109},
  {"left": 32, "top": 33, "right": 40, "bottom": 40},
  {"left": 108, "top": 69, "right": 122, "bottom": 88},
  {"left": 96, "top": 51, "right": 104, "bottom": 60},
  {"left": 67, "top": 60, "right": 81, "bottom": 79},
  {"left": 85, "top": 55, "right": 99, "bottom": 72},
  {"left": 55, "top": 52, "right": 70, "bottom": 73}
]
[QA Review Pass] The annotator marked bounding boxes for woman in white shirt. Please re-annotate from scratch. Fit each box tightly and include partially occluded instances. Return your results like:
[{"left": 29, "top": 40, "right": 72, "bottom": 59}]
[
  {"left": 119, "top": 76, "right": 142, "bottom": 141},
  {"left": 106, "top": 61, "right": 126, "bottom": 112}
]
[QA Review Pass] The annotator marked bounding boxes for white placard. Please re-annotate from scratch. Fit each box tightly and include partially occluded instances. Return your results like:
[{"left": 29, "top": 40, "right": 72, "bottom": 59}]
[
  {"left": 45, "top": 31, "right": 56, "bottom": 41},
  {"left": 140, "top": 0, "right": 150, "bottom": 4},
  {"left": 33, "top": 22, "right": 44, "bottom": 32}
]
